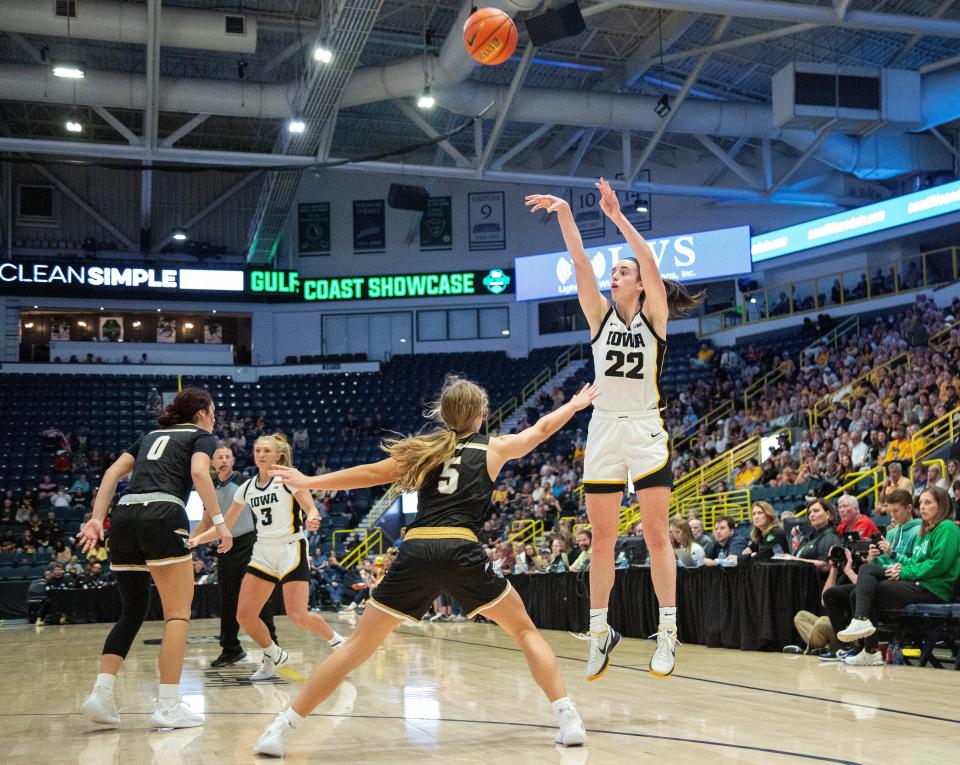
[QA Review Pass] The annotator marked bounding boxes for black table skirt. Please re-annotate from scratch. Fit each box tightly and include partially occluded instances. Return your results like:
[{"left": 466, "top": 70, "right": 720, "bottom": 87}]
[
  {"left": 43, "top": 583, "right": 286, "bottom": 624},
  {"left": 508, "top": 562, "right": 823, "bottom": 651}
]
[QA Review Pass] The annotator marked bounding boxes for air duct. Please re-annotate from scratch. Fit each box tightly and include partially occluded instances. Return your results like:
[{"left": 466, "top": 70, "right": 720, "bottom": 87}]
[{"left": 0, "top": 0, "right": 257, "bottom": 54}]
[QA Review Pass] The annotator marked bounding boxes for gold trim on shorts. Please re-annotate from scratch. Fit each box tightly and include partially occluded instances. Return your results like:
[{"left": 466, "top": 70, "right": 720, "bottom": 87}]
[
  {"left": 367, "top": 597, "right": 420, "bottom": 623},
  {"left": 146, "top": 553, "right": 193, "bottom": 567},
  {"left": 466, "top": 580, "right": 513, "bottom": 618},
  {"left": 405, "top": 527, "right": 478, "bottom": 542}
]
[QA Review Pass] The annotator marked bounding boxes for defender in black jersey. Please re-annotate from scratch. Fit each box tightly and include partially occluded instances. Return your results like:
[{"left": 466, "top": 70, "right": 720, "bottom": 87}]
[
  {"left": 78, "top": 388, "right": 231, "bottom": 731},
  {"left": 252, "top": 377, "right": 598, "bottom": 757}
]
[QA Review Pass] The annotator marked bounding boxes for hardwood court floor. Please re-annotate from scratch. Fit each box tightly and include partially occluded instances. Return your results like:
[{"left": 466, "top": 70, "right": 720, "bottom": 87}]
[{"left": 1, "top": 613, "right": 958, "bottom": 764}]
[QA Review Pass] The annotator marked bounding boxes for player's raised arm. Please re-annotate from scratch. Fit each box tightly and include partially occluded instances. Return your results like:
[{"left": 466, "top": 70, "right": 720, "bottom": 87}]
[
  {"left": 488, "top": 384, "right": 599, "bottom": 475},
  {"left": 525, "top": 193, "right": 609, "bottom": 334},
  {"left": 595, "top": 177, "right": 668, "bottom": 331},
  {"left": 270, "top": 459, "right": 400, "bottom": 491}
]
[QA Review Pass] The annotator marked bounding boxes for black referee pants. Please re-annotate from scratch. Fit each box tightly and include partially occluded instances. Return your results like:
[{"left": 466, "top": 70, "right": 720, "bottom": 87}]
[{"left": 218, "top": 530, "right": 277, "bottom": 651}]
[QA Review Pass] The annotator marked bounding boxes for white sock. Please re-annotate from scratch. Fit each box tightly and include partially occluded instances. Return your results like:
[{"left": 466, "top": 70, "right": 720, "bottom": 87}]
[
  {"left": 327, "top": 631, "right": 344, "bottom": 646},
  {"left": 94, "top": 673, "right": 116, "bottom": 692},
  {"left": 659, "top": 607, "right": 677, "bottom": 630},
  {"left": 283, "top": 707, "right": 304, "bottom": 728},
  {"left": 589, "top": 608, "right": 608, "bottom": 633},
  {"left": 158, "top": 684, "right": 179, "bottom": 706},
  {"left": 551, "top": 697, "right": 573, "bottom": 716},
  {"left": 264, "top": 642, "right": 282, "bottom": 661}
]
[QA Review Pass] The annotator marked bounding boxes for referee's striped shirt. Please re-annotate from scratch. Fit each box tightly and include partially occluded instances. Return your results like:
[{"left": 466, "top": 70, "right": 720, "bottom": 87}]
[{"left": 213, "top": 471, "right": 256, "bottom": 537}]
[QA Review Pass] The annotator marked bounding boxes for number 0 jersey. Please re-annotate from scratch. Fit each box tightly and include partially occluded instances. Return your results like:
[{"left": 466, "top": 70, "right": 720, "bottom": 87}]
[
  {"left": 407, "top": 434, "right": 493, "bottom": 534},
  {"left": 234, "top": 476, "right": 304, "bottom": 540},
  {"left": 123, "top": 424, "right": 217, "bottom": 503},
  {"left": 591, "top": 305, "right": 666, "bottom": 414}
]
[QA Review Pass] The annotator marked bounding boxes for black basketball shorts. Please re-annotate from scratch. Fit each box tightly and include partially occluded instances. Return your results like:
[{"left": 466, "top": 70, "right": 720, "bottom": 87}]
[
  {"left": 110, "top": 501, "right": 192, "bottom": 572},
  {"left": 368, "top": 537, "right": 511, "bottom": 622}
]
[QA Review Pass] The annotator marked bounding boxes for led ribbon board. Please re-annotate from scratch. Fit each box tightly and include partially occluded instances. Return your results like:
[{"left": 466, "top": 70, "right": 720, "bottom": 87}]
[
  {"left": 514, "top": 225, "right": 751, "bottom": 302},
  {"left": 751, "top": 178, "right": 960, "bottom": 262}
]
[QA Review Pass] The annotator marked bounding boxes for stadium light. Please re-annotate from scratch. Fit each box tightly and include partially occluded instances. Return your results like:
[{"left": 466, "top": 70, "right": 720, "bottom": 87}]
[
  {"left": 53, "top": 63, "right": 84, "bottom": 79},
  {"left": 313, "top": 46, "right": 333, "bottom": 64}
]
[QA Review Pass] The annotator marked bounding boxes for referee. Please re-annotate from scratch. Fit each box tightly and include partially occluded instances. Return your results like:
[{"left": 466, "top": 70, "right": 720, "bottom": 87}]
[{"left": 194, "top": 444, "right": 277, "bottom": 667}]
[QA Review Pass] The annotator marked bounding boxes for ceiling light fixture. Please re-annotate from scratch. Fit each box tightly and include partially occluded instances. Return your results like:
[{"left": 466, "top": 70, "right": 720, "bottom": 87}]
[
  {"left": 635, "top": 200, "right": 649, "bottom": 213},
  {"left": 53, "top": 63, "right": 84, "bottom": 79},
  {"left": 417, "top": 86, "right": 435, "bottom": 110},
  {"left": 313, "top": 46, "right": 333, "bottom": 64},
  {"left": 24, "top": 322, "right": 34, "bottom": 329},
  {"left": 172, "top": 229, "right": 188, "bottom": 241},
  {"left": 288, "top": 116, "right": 306, "bottom": 134},
  {"left": 654, "top": 94, "right": 671, "bottom": 118},
  {"left": 65, "top": 116, "right": 83, "bottom": 133}
]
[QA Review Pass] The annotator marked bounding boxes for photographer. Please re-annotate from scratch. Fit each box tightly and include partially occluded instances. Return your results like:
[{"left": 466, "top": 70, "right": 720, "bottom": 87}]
[{"left": 829, "top": 487, "right": 960, "bottom": 666}]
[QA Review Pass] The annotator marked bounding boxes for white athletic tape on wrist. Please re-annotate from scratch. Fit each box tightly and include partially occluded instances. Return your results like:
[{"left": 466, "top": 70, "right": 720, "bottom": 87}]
[{"left": 212, "top": 513, "right": 225, "bottom": 525}]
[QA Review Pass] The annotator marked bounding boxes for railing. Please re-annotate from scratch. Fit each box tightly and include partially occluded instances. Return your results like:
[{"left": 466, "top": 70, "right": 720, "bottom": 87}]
[
  {"left": 791, "top": 465, "right": 888, "bottom": 519},
  {"left": 507, "top": 519, "right": 544, "bottom": 547},
  {"left": 930, "top": 318, "right": 960, "bottom": 352},
  {"left": 698, "top": 246, "right": 959, "bottom": 337},
  {"left": 909, "top": 404, "right": 960, "bottom": 465},
  {"left": 339, "top": 528, "right": 384, "bottom": 570},
  {"left": 486, "top": 343, "right": 588, "bottom": 434},
  {"left": 806, "top": 351, "right": 911, "bottom": 428},
  {"left": 743, "top": 367, "right": 788, "bottom": 410},
  {"left": 332, "top": 528, "right": 367, "bottom": 553},
  {"left": 802, "top": 316, "right": 860, "bottom": 361},
  {"left": 674, "top": 489, "right": 753, "bottom": 532},
  {"left": 362, "top": 484, "right": 401, "bottom": 530},
  {"left": 673, "top": 399, "right": 734, "bottom": 456},
  {"left": 670, "top": 435, "right": 761, "bottom": 504}
]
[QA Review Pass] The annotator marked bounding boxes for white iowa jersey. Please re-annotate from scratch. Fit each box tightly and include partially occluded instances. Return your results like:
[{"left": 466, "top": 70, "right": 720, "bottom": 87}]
[
  {"left": 591, "top": 305, "right": 666, "bottom": 414},
  {"left": 234, "top": 476, "right": 304, "bottom": 540}
]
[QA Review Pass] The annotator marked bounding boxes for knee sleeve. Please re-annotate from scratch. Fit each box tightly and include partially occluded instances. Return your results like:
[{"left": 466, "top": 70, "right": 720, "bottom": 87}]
[{"left": 102, "top": 571, "right": 151, "bottom": 659}]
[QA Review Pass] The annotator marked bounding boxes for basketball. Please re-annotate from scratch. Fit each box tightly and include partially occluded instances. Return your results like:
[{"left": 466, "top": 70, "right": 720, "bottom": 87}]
[{"left": 463, "top": 7, "right": 518, "bottom": 66}]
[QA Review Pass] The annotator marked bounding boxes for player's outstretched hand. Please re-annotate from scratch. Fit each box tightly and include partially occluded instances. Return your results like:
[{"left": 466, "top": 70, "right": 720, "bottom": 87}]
[
  {"left": 569, "top": 383, "right": 600, "bottom": 411},
  {"left": 595, "top": 177, "right": 620, "bottom": 219},
  {"left": 269, "top": 464, "right": 310, "bottom": 490},
  {"left": 305, "top": 514, "right": 320, "bottom": 532},
  {"left": 524, "top": 194, "right": 569, "bottom": 214},
  {"left": 78, "top": 517, "right": 104, "bottom": 553},
  {"left": 216, "top": 529, "right": 233, "bottom": 554}
]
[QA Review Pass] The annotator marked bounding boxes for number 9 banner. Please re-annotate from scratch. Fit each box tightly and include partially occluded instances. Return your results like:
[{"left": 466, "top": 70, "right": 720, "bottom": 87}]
[{"left": 468, "top": 191, "right": 506, "bottom": 251}]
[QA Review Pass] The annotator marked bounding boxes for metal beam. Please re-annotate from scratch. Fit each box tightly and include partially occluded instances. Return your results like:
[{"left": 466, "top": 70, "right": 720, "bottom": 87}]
[
  {"left": 703, "top": 135, "right": 747, "bottom": 186},
  {"left": 478, "top": 42, "right": 537, "bottom": 174},
  {"left": 761, "top": 138, "right": 773, "bottom": 190},
  {"left": 627, "top": 16, "right": 731, "bottom": 182},
  {"left": 392, "top": 100, "right": 471, "bottom": 168},
  {"left": 6, "top": 32, "right": 43, "bottom": 63},
  {"left": 767, "top": 133, "right": 829, "bottom": 196},
  {"left": 620, "top": 12, "right": 698, "bottom": 90},
  {"left": 929, "top": 128, "right": 960, "bottom": 164},
  {"left": 142, "top": 0, "right": 161, "bottom": 243},
  {"left": 152, "top": 170, "right": 264, "bottom": 252},
  {"left": 263, "top": 37, "right": 313, "bottom": 75},
  {"left": 920, "top": 52, "right": 960, "bottom": 74},
  {"left": 609, "top": 0, "right": 960, "bottom": 37},
  {"left": 490, "top": 122, "right": 554, "bottom": 170},
  {"left": 695, "top": 135, "right": 762, "bottom": 187},
  {"left": 547, "top": 129, "right": 586, "bottom": 167},
  {"left": 92, "top": 106, "right": 142, "bottom": 146},
  {"left": 474, "top": 118, "right": 484, "bottom": 163},
  {"left": 888, "top": 0, "right": 957, "bottom": 66},
  {"left": 568, "top": 127, "right": 598, "bottom": 177},
  {"left": 833, "top": 0, "right": 854, "bottom": 21},
  {"left": 621, "top": 130, "right": 632, "bottom": 178},
  {"left": 656, "top": 23, "right": 818, "bottom": 65},
  {"left": 159, "top": 114, "right": 210, "bottom": 148},
  {"left": 31, "top": 163, "right": 135, "bottom": 250}
]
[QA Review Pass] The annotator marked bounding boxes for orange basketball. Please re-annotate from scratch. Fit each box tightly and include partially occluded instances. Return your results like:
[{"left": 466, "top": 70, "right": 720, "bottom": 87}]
[{"left": 463, "top": 7, "right": 518, "bottom": 66}]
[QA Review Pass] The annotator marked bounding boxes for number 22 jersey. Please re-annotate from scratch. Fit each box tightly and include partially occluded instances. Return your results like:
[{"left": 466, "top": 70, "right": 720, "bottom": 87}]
[
  {"left": 234, "top": 476, "right": 304, "bottom": 540},
  {"left": 590, "top": 305, "right": 665, "bottom": 414}
]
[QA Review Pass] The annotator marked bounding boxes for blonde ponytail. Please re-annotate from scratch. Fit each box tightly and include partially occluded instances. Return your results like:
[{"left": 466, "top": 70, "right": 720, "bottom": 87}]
[{"left": 381, "top": 375, "right": 488, "bottom": 492}]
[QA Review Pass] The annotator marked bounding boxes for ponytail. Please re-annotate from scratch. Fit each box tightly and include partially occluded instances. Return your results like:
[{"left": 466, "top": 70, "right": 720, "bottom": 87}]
[
  {"left": 157, "top": 387, "right": 212, "bottom": 427},
  {"left": 663, "top": 278, "right": 706, "bottom": 317},
  {"left": 382, "top": 429, "right": 459, "bottom": 492}
]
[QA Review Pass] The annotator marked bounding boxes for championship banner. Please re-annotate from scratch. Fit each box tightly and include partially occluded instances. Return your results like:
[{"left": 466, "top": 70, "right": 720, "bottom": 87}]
[
  {"left": 568, "top": 188, "right": 605, "bottom": 240},
  {"left": 468, "top": 191, "right": 505, "bottom": 251},
  {"left": 420, "top": 196, "right": 453, "bottom": 251},
  {"left": 353, "top": 199, "right": 386, "bottom": 253},
  {"left": 298, "top": 202, "right": 331, "bottom": 255}
]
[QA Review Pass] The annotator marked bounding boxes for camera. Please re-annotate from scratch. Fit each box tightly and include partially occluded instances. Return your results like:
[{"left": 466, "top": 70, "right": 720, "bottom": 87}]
[{"left": 829, "top": 532, "right": 884, "bottom": 567}]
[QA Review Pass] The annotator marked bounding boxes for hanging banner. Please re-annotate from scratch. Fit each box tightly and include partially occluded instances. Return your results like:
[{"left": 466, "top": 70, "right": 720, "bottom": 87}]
[
  {"left": 204, "top": 319, "right": 224, "bottom": 344},
  {"left": 353, "top": 199, "right": 386, "bottom": 253},
  {"left": 99, "top": 316, "right": 123, "bottom": 342},
  {"left": 420, "top": 196, "right": 453, "bottom": 251},
  {"left": 156, "top": 316, "right": 177, "bottom": 343},
  {"left": 298, "top": 202, "right": 331, "bottom": 255},
  {"left": 614, "top": 170, "right": 653, "bottom": 232},
  {"left": 468, "top": 191, "right": 505, "bottom": 251},
  {"left": 568, "top": 188, "right": 605, "bottom": 240}
]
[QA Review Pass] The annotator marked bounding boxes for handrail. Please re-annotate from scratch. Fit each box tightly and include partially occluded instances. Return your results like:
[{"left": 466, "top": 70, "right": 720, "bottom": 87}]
[
  {"left": 801, "top": 316, "right": 860, "bottom": 362},
  {"left": 507, "top": 519, "right": 544, "bottom": 547},
  {"left": 806, "top": 351, "right": 911, "bottom": 428},
  {"left": 673, "top": 399, "right": 734, "bottom": 456},
  {"left": 698, "top": 245, "right": 959, "bottom": 337},
  {"left": 332, "top": 528, "right": 366, "bottom": 552},
  {"left": 930, "top": 318, "right": 960, "bottom": 351},
  {"left": 362, "top": 484, "right": 401, "bottom": 530},
  {"left": 909, "top": 404, "right": 960, "bottom": 465},
  {"left": 791, "top": 465, "right": 887, "bottom": 518},
  {"left": 674, "top": 489, "right": 753, "bottom": 532},
  {"left": 485, "top": 343, "right": 588, "bottom": 434},
  {"left": 743, "top": 366, "right": 788, "bottom": 410},
  {"left": 339, "top": 528, "right": 383, "bottom": 570}
]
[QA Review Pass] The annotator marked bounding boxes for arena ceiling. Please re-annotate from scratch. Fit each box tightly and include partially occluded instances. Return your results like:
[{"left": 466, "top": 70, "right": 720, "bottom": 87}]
[{"left": 1, "top": 0, "right": 959, "bottom": 260}]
